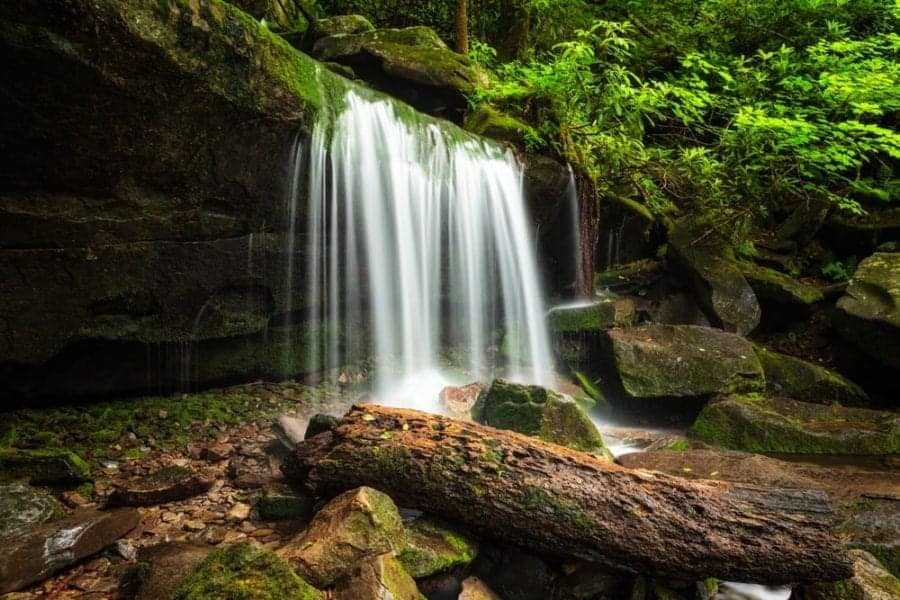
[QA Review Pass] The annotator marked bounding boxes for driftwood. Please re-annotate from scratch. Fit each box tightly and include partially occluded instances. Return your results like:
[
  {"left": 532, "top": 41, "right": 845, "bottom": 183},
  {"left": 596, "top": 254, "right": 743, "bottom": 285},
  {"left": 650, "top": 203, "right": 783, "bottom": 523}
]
[{"left": 284, "top": 404, "right": 853, "bottom": 585}]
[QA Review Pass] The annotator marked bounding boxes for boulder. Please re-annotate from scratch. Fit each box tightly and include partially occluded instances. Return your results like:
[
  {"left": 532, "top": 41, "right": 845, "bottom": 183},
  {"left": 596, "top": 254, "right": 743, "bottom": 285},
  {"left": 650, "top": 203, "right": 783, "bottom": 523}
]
[
  {"left": 279, "top": 486, "right": 407, "bottom": 587},
  {"left": 0, "top": 448, "right": 91, "bottom": 485},
  {"left": 791, "top": 549, "right": 900, "bottom": 599},
  {"left": 0, "top": 482, "right": 63, "bottom": 540},
  {"left": 605, "top": 324, "right": 764, "bottom": 399},
  {"left": 257, "top": 483, "right": 315, "bottom": 521},
  {"left": 754, "top": 346, "right": 870, "bottom": 407},
  {"left": 108, "top": 466, "right": 214, "bottom": 507},
  {"left": 0, "top": 507, "right": 139, "bottom": 594},
  {"left": 333, "top": 553, "right": 422, "bottom": 600},
  {"left": 127, "top": 542, "right": 214, "bottom": 600},
  {"left": 439, "top": 383, "right": 486, "bottom": 418},
  {"left": 547, "top": 299, "right": 636, "bottom": 334},
  {"left": 690, "top": 395, "right": 899, "bottom": 454},
  {"left": 459, "top": 576, "right": 502, "bottom": 600},
  {"left": 313, "top": 14, "right": 375, "bottom": 38},
  {"left": 821, "top": 207, "right": 900, "bottom": 257},
  {"left": 834, "top": 499, "right": 900, "bottom": 579},
  {"left": 835, "top": 252, "right": 900, "bottom": 370},
  {"left": 305, "top": 413, "right": 342, "bottom": 439},
  {"left": 471, "top": 379, "right": 611, "bottom": 457},
  {"left": 471, "top": 544, "right": 555, "bottom": 600},
  {"left": 173, "top": 542, "right": 323, "bottom": 599},
  {"left": 230, "top": 0, "right": 310, "bottom": 33},
  {"left": 310, "top": 26, "right": 484, "bottom": 118},
  {"left": 464, "top": 105, "right": 533, "bottom": 145},
  {"left": 667, "top": 218, "right": 761, "bottom": 335},
  {"left": 738, "top": 262, "right": 824, "bottom": 307},
  {"left": 398, "top": 518, "right": 478, "bottom": 578}
]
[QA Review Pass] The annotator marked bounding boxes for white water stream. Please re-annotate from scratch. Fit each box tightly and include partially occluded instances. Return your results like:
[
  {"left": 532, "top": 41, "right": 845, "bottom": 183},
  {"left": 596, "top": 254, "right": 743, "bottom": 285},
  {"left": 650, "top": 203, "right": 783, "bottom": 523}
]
[{"left": 299, "top": 88, "right": 553, "bottom": 409}]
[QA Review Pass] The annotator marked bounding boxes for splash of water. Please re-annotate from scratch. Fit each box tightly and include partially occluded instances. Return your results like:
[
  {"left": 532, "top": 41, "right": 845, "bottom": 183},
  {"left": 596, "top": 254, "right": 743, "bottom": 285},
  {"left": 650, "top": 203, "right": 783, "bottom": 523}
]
[{"left": 302, "top": 88, "right": 554, "bottom": 409}]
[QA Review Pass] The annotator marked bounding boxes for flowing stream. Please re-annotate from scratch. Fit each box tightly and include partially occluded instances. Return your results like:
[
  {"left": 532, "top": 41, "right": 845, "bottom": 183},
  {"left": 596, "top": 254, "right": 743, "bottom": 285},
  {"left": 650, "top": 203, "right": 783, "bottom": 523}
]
[{"left": 296, "top": 88, "right": 554, "bottom": 409}]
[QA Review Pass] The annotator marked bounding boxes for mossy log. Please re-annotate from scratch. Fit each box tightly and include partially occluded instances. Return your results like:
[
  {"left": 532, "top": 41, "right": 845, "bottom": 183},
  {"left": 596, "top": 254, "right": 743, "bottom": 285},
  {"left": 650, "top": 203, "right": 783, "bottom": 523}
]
[{"left": 284, "top": 404, "right": 852, "bottom": 586}]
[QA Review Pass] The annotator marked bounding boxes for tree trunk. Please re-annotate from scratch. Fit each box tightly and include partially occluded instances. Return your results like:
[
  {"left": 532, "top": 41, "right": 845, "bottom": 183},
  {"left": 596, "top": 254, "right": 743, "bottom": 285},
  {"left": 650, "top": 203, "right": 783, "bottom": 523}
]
[
  {"left": 455, "top": 0, "right": 469, "bottom": 54},
  {"left": 284, "top": 404, "right": 853, "bottom": 586},
  {"left": 576, "top": 174, "right": 599, "bottom": 298}
]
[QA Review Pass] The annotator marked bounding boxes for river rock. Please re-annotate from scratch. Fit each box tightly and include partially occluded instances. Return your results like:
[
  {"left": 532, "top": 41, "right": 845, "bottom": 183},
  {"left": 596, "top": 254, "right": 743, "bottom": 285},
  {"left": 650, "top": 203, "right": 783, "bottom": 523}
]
[
  {"left": 279, "top": 486, "right": 407, "bottom": 587},
  {"left": 256, "top": 483, "right": 315, "bottom": 521},
  {"left": 459, "top": 576, "right": 502, "bottom": 600},
  {"left": 174, "top": 542, "right": 323, "bottom": 599},
  {"left": 127, "top": 542, "right": 213, "bottom": 600},
  {"left": 690, "top": 395, "right": 899, "bottom": 454},
  {"left": 547, "top": 299, "right": 636, "bottom": 333},
  {"left": 667, "top": 218, "right": 761, "bottom": 335},
  {"left": 398, "top": 517, "right": 478, "bottom": 578},
  {"left": 834, "top": 499, "right": 900, "bottom": 579},
  {"left": 0, "top": 482, "right": 62, "bottom": 540},
  {"left": 605, "top": 324, "right": 764, "bottom": 399},
  {"left": 439, "top": 383, "right": 486, "bottom": 417},
  {"left": 0, "top": 448, "right": 91, "bottom": 485},
  {"left": 313, "top": 14, "right": 376, "bottom": 39},
  {"left": 0, "top": 507, "right": 139, "bottom": 594},
  {"left": 108, "top": 466, "right": 214, "bottom": 507},
  {"left": 754, "top": 346, "right": 870, "bottom": 407},
  {"left": 472, "top": 379, "right": 611, "bottom": 457},
  {"left": 333, "top": 554, "right": 421, "bottom": 600},
  {"left": 738, "top": 262, "right": 824, "bottom": 307},
  {"left": 791, "top": 549, "right": 900, "bottom": 599},
  {"left": 835, "top": 252, "right": 900, "bottom": 370}
]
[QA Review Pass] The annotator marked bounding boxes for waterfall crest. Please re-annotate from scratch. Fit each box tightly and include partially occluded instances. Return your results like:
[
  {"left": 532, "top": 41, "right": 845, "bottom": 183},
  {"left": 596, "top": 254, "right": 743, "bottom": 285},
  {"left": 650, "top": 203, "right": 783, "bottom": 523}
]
[{"left": 302, "top": 88, "right": 553, "bottom": 409}]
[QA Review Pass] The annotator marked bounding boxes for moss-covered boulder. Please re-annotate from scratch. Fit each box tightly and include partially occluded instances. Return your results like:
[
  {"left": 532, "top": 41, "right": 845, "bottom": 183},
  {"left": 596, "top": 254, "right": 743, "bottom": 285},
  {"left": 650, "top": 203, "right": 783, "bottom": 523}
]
[
  {"left": 547, "top": 299, "right": 636, "bottom": 334},
  {"left": 257, "top": 484, "right": 316, "bottom": 521},
  {"left": 605, "top": 324, "right": 764, "bottom": 399},
  {"left": 279, "top": 486, "right": 407, "bottom": 587},
  {"left": 791, "top": 549, "right": 900, "bottom": 600},
  {"left": 471, "top": 379, "right": 611, "bottom": 458},
  {"left": 231, "top": 0, "right": 310, "bottom": 34},
  {"left": 398, "top": 518, "right": 478, "bottom": 578},
  {"left": 834, "top": 499, "right": 900, "bottom": 579},
  {"left": 667, "top": 218, "right": 761, "bottom": 335},
  {"left": 314, "top": 14, "right": 376, "bottom": 38},
  {"left": 835, "top": 252, "right": 900, "bottom": 370},
  {"left": 128, "top": 542, "right": 214, "bottom": 600},
  {"left": 755, "top": 346, "right": 870, "bottom": 407},
  {"left": 333, "top": 553, "right": 423, "bottom": 600},
  {"left": 690, "top": 395, "right": 899, "bottom": 454},
  {"left": 174, "top": 542, "right": 323, "bottom": 599},
  {"left": 310, "top": 26, "right": 484, "bottom": 118},
  {"left": 738, "top": 262, "right": 824, "bottom": 307},
  {"left": 464, "top": 105, "right": 534, "bottom": 145},
  {"left": 0, "top": 448, "right": 91, "bottom": 485}
]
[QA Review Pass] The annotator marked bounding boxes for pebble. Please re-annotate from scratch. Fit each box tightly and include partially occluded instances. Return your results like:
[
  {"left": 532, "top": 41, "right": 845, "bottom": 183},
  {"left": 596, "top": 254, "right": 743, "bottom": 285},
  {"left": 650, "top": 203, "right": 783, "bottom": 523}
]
[
  {"left": 160, "top": 511, "right": 179, "bottom": 523},
  {"left": 114, "top": 539, "right": 137, "bottom": 561},
  {"left": 183, "top": 519, "right": 206, "bottom": 531}
]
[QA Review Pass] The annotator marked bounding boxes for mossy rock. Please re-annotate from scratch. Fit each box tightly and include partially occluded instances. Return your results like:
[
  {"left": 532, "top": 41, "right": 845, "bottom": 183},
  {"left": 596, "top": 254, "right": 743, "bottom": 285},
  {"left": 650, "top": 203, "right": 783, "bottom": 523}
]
[
  {"left": 472, "top": 379, "right": 611, "bottom": 458},
  {"left": 547, "top": 299, "right": 635, "bottom": 334},
  {"left": 0, "top": 483, "right": 64, "bottom": 540},
  {"left": 305, "top": 414, "right": 341, "bottom": 439},
  {"left": 174, "top": 542, "right": 322, "bottom": 599},
  {"left": 754, "top": 346, "right": 870, "bottom": 407},
  {"left": 279, "top": 486, "right": 407, "bottom": 587},
  {"left": 257, "top": 484, "right": 315, "bottom": 521},
  {"left": 593, "top": 258, "right": 663, "bottom": 289},
  {"left": 333, "top": 553, "right": 423, "bottom": 600},
  {"left": 791, "top": 549, "right": 900, "bottom": 600},
  {"left": 606, "top": 324, "right": 764, "bottom": 399},
  {"left": 314, "top": 14, "right": 375, "bottom": 37},
  {"left": 690, "top": 395, "right": 899, "bottom": 454},
  {"left": 464, "top": 105, "right": 534, "bottom": 145},
  {"left": 398, "top": 518, "right": 478, "bottom": 578},
  {"left": 0, "top": 448, "right": 91, "bottom": 485},
  {"left": 230, "top": 0, "right": 310, "bottom": 34},
  {"left": 738, "top": 262, "right": 824, "bottom": 306},
  {"left": 834, "top": 499, "right": 900, "bottom": 579},
  {"left": 835, "top": 252, "right": 900, "bottom": 370}
]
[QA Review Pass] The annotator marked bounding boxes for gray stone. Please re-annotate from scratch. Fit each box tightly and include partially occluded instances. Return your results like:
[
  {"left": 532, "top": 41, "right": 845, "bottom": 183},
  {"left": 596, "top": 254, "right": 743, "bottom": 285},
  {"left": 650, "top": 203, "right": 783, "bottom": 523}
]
[
  {"left": 0, "top": 483, "right": 62, "bottom": 540},
  {"left": 108, "top": 466, "right": 214, "bottom": 507}
]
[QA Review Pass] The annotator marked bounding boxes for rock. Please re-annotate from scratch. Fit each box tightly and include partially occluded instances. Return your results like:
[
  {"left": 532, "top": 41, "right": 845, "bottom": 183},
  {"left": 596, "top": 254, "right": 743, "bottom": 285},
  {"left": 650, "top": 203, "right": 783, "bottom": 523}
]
[
  {"left": 279, "top": 486, "right": 407, "bottom": 587},
  {"left": 0, "top": 448, "right": 91, "bottom": 485},
  {"left": 459, "top": 576, "right": 502, "bottom": 600},
  {"left": 738, "top": 262, "right": 824, "bottom": 307},
  {"left": 791, "top": 549, "right": 900, "bottom": 599},
  {"left": 108, "top": 466, "right": 214, "bottom": 507},
  {"left": 553, "top": 563, "right": 628, "bottom": 599},
  {"left": 397, "top": 518, "right": 478, "bottom": 578},
  {"left": 310, "top": 27, "right": 484, "bottom": 118},
  {"left": 230, "top": 0, "right": 309, "bottom": 33},
  {"left": 227, "top": 502, "right": 252, "bottom": 522},
  {"left": 439, "top": 383, "right": 486, "bottom": 417},
  {"left": 821, "top": 207, "right": 900, "bottom": 257},
  {"left": 202, "top": 443, "right": 233, "bottom": 462},
  {"left": 313, "top": 14, "right": 376, "bottom": 39},
  {"left": 755, "top": 346, "right": 870, "bottom": 407},
  {"left": 0, "top": 507, "right": 139, "bottom": 594},
  {"left": 305, "top": 414, "right": 341, "bottom": 439},
  {"left": 605, "top": 324, "right": 764, "bottom": 398},
  {"left": 61, "top": 490, "right": 90, "bottom": 507},
  {"left": 0, "top": 482, "right": 62, "bottom": 540},
  {"left": 333, "top": 554, "right": 421, "bottom": 600},
  {"left": 471, "top": 544, "right": 555, "bottom": 600},
  {"left": 690, "top": 395, "right": 899, "bottom": 454},
  {"left": 257, "top": 484, "right": 315, "bottom": 521},
  {"left": 667, "top": 218, "right": 761, "bottom": 335},
  {"left": 835, "top": 252, "right": 900, "bottom": 370},
  {"left": 184, "top": 520, "right": 206, "bottom": 532},
  {"left": 126, "top": 542, "right": 213, "bottom": 600},
  {"left": 174, "top": 542, "right": 323, "bottom": 599},
  {"left": 834, "top": 499, "right": 900, "bottom": 579},
  {"left": 272, "top": 414, "right": 308, "bottom": 449},
  {"left": 115, "top": 538, "right": 138, "bottom": 561},
  {"left": 548, "top": 299, "right": 636, "bottom": 334},
  {"left": 471, "top": 379, "right": 611, "bottom": 457},
  {"left": 594, "top": 259, "right": 665, "bottom": 290},
  {"left": 464, "top": 105, "right": 533, "bottom": 145},
  {"left": 417, "top": 573, "right": 462, "bottom": 599}
]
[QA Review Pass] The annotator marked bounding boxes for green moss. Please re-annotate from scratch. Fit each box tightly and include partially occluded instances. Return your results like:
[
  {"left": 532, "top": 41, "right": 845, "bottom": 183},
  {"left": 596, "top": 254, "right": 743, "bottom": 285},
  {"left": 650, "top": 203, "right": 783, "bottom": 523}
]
[
  {"left": 594, "top": 259, "right": 661, "bottom": 287},
  {"left": 547, "top": 302, "right": 616, "bottom": 333},
  {"left": 754, "top": 345, "right": 870, "bottom": 407},
  {"left": 464, "top": 105, "right": 534, "bottom": 144},
  {"left": 739, "top": 261, "right": 825, "bottom": 306},
  {"left": 398, "top": 518, "right": 478, "bottom": 578},
  {"left": 664, "top": 439, "right": 690, "bottom": 451},
  {"left": 174, "top": 542, "right": 323, "bottom": 599},
  {"left": 0, "top": 448, "right": 91, "bottom": 484}
]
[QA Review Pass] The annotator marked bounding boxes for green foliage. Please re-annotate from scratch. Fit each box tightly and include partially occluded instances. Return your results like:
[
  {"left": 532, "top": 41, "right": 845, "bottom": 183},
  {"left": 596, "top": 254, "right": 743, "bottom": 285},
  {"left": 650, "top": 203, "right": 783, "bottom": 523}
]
[{"left": 822, "top": 257, "right": 859, "bottom": 281}]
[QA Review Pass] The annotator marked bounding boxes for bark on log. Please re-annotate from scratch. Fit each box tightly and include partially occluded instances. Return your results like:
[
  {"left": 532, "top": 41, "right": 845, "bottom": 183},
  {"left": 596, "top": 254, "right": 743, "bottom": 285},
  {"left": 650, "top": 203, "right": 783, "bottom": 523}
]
[{"left": 284, "top": 404, "right": 853, "bottom": 585}]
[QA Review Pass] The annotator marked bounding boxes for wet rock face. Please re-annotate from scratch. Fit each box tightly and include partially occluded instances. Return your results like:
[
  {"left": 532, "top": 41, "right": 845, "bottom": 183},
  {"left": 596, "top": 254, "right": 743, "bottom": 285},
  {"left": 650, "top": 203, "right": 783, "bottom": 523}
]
[
  {"left": 398, "top": 517, "right": 478, "bottom": 578},
  {"left": 605, "top": 324, "right": 764, "bottom": 399},
  {"left": 835, "top": 252, "right": 900, "bottom": 370},
  {"left": 754, "top": 346, "right": 870, "bottom": 407},
  {"left": 333, "top": 553, "right": 421, "bottom": 600},
  {"left": 0, "top": 483, "right": 62, "bottom": 540},
  {"left": 439, "top": 383, "right": 486, "bottom": 417},
  {"left": 791, "top": 549, "right": 900, "bottom": 600},
  {"left": 0, "top": 507, "right": 139, "bottom": 594},
  {"left": 0, "top": 448, "right": 91, "bottom": 485}
]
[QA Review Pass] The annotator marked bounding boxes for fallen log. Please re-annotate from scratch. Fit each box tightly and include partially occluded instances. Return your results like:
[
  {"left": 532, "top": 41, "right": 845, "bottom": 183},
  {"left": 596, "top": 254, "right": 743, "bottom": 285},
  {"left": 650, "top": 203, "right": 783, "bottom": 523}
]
[{"left": 284, "top": 404, "right": 853, "bottom": 585}]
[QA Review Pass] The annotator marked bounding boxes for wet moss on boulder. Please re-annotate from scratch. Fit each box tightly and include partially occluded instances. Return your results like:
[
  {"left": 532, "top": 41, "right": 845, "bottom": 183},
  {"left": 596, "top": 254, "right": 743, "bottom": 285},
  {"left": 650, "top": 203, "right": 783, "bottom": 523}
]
[
  {"left": 398, "top": 518, "right": 478, "bottom": 578},
  {"left": 0, "top": 448, "right": 91, "bottom": 485},
  {"left": 174, "top": 542, "right": 323, "bottom": 600},
  {"left": 738, "top": 262, "right": 824, "bottom": 307},
  {"left": 754, "top": 346, "right": 870, "bottom": 407},
  {"left": 464, "top": 105, "right": 534, "bottom": 145},
  {"left": 690, "top": 395, "right": 899, "bottom": 455},
  {"left": 472, "top": 379, "right": 611, "bottom": 458},
  {"left": 547, "top": 299, "right": 635, "bottom": 334},
  {"left": 791, "top": 549, "right": 900, "bottom": 600}
]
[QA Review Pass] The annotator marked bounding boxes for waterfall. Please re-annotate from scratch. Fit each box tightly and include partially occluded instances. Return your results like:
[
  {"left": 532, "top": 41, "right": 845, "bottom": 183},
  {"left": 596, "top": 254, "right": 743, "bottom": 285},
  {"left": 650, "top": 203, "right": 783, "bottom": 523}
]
[{"left": 301, "top": 88, "right": 553, "bottom": 410}]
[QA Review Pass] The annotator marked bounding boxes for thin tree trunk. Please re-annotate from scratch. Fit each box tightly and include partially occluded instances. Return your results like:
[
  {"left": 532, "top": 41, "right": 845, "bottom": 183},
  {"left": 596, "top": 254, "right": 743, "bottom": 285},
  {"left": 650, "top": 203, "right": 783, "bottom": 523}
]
[
  {"left": 284, "top": 404, "right": 853, "bottom": 586},
  {"left": 576, "top": 174, "right": 600, "bottom": 297},
  {"left": 456, "top": 0, "right": 469, "bottom": 54}
]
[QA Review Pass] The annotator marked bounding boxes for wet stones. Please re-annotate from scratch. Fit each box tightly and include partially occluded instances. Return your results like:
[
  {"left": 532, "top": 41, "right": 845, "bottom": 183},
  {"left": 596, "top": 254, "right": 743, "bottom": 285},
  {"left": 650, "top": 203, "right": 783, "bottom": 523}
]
[
  {"left": 0, "top": 448, "right": 91, "bottom": 485},
  {"left": 0, "top": 482, "right": 63, "bottom": 540},
  {"left": 108, "top": 466, "right": 214, "bottom": 507},
  {"left": 398, "top": 517, "right": 478, "bottom": 578}
]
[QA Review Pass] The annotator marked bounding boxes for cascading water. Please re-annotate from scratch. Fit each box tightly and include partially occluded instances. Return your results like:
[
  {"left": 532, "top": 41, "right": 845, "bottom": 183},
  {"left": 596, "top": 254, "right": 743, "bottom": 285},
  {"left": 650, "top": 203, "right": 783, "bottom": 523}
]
[{"left": 300, "top": 88, "right": 553, "bottom": 410}]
